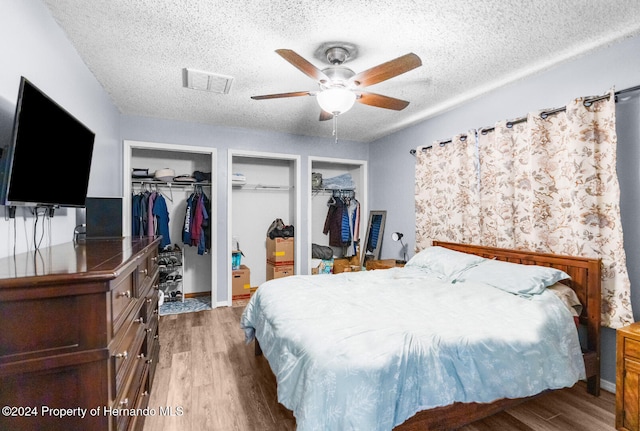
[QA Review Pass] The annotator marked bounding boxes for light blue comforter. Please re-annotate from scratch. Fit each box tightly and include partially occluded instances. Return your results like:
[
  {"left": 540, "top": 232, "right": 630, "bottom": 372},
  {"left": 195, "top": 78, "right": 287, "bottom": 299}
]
[{"left": 240, "top": 267, "right": 585, "bottom": 431}]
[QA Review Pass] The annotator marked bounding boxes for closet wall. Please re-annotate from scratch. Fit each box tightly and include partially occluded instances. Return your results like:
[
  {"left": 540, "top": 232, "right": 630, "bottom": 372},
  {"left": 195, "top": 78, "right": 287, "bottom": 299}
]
[
  {"left": 230, "top": 151, "right": 299, "bottom": 287},
  {"left": 124, "top": 141, "right": 216, "bottom": 300},
  {"left": 309, "top": 157, "right": 367, "bottom": 271}
]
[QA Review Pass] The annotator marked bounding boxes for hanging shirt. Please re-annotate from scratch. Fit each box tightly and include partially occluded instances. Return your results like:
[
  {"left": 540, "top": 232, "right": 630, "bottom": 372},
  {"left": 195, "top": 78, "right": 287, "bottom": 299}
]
[
  {"left": 132, "top": 193, "right": 140, "bottom": 236},
  {"left": 345, "top": 198, "right": 360, "bottom": 257},
  {"left": 183, "top": 193, "right": 195, "bottom": 245},
  {"left": 147, "top": 191, "right": 157, "bottom": 237},
  {"left": 196, "top": 193, "right": 209, "bottom": 255},
  {"left": 153, "top": 194, "right": 171, "bottom": 248},
  {"left": 324, "top": 198, "right": 344, "bottom": 247}
]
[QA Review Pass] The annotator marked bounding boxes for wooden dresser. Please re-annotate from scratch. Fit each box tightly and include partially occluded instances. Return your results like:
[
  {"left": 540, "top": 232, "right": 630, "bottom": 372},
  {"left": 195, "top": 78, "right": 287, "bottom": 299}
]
[
  {"left": 617, "top": 322, "right": 640, "bottom": 431},
  {"left": 0, "top": 237, "right": 161, "bottom": 431}
]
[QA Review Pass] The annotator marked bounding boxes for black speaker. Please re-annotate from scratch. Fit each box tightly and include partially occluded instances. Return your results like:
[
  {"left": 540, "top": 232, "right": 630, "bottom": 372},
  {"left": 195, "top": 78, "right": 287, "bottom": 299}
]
[{"left": 85, "top": 197, "right": 123, "bottom": 238}]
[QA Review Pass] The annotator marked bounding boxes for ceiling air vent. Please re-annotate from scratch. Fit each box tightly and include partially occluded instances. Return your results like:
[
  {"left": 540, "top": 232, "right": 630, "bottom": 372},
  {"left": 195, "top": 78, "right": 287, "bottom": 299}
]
[{"left": 182, "top": 68, "right": 234, "bottom": 94}]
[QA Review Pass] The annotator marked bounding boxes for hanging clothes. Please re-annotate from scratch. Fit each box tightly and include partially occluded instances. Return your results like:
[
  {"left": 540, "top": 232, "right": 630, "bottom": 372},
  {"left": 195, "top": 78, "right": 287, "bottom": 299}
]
[
  {"left": 131, "top": 190, "right": 150, "bottom": 236},
  {"left": 132, "top": 192, "right": 142, "bottom": 236},
  {"left": 182, "top": 192, "right": 195, "bottom": 245},
  {"left": 346, "top": 198, "right": 360, "bottom": 256},
  {"left": 182, "top": 187, "right": 211, "bottom": 255},
  {"left": 323, "top": 197, "right": 346, "bottom": 247},
  {"left": 147, "top": 191, "right": 157, "bottom": 238},
  {"left": 153, "top": 194, "right": 171, "bottom": 248},
  {"left": 323, "top": 192, "right": 360, "bottom": 256}
]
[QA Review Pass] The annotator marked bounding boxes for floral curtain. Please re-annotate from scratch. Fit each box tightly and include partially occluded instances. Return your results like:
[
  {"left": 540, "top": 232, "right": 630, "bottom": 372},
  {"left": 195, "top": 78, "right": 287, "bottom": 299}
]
[
  {"left": 415, "top": 92, "right": 633, "bottom": 328},
  {"left": 415, "top": 133, "right": 480, "bottom": 251}
]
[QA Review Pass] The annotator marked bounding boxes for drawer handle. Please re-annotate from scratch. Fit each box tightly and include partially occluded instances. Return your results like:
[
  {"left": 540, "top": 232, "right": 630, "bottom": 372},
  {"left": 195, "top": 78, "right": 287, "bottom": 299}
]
[
  {"left": 117, "top": 290, "right": 131, "bottom": 299},
  {"left": 146, "top": 358, "right": 153, "bottom": 365},
  {"left": 114, "top": 350, "right": 128, "bottom": 359},
  {"left": 153, "top": 309, "right": 159, "bottom": 315},
  {"left": 134, "top": 317, "right": 145, "bottom": 324},
  {"left": 145, "top": 328, "right": 152, "bottom": 333},
  {"left": 137, "top": 353, "right": 145, "bottom": 359},
  {"left": 151, "top": 256, "right": 158, "bottom": 263},
  {"left": 139, "top": 268, "right": 148, "bottom": 276},
  {"left": 120, "top": 398, "right": 129, "bottom": 407},
  {"left": 154, "top": 335, "right": 159, "bottom": 340},
  {"left": 153, "top": 284, "right": 159, "bottom": 290},
  {"left": 146, "top": 298, "right": 153, "bottom": 304}
]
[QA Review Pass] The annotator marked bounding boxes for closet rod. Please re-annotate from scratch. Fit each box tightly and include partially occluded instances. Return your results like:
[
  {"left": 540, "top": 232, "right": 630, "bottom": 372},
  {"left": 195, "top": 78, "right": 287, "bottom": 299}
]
[
  {"left": 410, "top": 83, "right": 640, "bottom": 155},
  {"left": 133, "top": 180, "right": 212, "bottom": 188}
]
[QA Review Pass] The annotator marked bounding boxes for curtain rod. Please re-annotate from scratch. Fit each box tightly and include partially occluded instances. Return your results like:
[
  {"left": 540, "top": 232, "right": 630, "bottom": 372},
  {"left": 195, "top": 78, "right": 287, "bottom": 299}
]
[{"left": 410, "top": 83, "right": 640, "bottom": 155}]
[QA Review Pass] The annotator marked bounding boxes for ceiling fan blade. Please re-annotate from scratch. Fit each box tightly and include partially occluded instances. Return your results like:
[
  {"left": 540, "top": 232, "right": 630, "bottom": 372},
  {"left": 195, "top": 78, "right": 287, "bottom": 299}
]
[
  {"left": 276, "top": 49, "right": 330, "bottom": 83},
  {"left": 319, "top": 110, "right": 333, "bottom": 121},
  {"left": 357, "top": 92, "right": 410, "bottom": 111},
  {"left": 251, "top": 91, "right": 313, "bottom": 100},
  {"left": 349, "top": 53, "right": 422, "bottom": 88}
]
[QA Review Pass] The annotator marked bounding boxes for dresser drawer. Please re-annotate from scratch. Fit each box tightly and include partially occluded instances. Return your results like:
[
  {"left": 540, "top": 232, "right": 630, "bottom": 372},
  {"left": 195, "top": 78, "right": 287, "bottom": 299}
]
[
  {"left": 112, "top": 305, "right": 146, "bottom": 397},
  {"left": 626, "top": 338, "right": 640, "bottom": 361},
  {"left": 114, "top": 345, "right": 148, "bottom": 431},
  {"left": 0, "top": 292, "right": 106, "bottom": 365},
  {"left": 112, "top": 273, "right": 137, "bottom": 336},
  {"left": 143, "top": 287, "right": 159, "bottom": 321},
  {"left": 127, "top": 364, "right": 151, "bottom": 431},
  {"left": 135, "top": 249, "right": 159, "bottom": 297}
]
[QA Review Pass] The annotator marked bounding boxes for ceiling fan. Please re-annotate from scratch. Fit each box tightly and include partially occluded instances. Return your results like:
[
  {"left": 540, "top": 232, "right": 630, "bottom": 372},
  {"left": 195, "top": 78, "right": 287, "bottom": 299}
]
[{"left": 251, "top": 46, "right": 422, "bottom": 121}]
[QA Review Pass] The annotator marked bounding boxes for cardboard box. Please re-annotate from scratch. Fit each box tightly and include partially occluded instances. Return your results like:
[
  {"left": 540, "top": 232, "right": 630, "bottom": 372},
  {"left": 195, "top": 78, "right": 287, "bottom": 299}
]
[
  {"left": 333, "top": 256, "right": 361, "bottom": 274},
  {"left": 266, "top": 262, "right": 294, "bottom": 280},
  {"left": 232, "top": 265, "right": 251, "bottom": 299},
  {"left": 266, "top": 237, "right": 294, "bottom": 264},
  {"left": 365, "top": 259, "right": 399, "bottom": 271}
]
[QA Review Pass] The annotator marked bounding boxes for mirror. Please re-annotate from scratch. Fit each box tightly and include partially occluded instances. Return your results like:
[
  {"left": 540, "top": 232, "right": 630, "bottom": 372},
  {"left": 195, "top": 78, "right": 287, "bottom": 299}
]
[{"left": 360, "top": 210, "right": 386, "bottom": 268}]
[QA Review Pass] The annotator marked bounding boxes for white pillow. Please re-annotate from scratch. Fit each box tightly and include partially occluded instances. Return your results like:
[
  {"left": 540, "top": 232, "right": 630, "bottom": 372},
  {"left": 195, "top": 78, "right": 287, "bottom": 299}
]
[
  {"left": 405, "top": 246, "right": 486, "bottom": 280},
  {"left": 455, "top": 259, "right": 570, "bottom": 296}
]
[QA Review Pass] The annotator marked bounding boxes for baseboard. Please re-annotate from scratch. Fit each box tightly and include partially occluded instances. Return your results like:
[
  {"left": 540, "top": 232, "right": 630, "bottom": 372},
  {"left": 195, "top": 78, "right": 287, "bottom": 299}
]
[
  {"left": 184, "top": 291, "right": 210, "bottom": 299},
  {"left": 601, "top": 378, "right": 615, "bottom": 394}
]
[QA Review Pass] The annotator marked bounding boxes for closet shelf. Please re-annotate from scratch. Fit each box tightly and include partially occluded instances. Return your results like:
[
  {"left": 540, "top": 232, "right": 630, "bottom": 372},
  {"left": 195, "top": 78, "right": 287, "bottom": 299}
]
[
  {"left": 132, "top": 179, "right": 212, "bottom": 187},
  {"left": 233, "top": 183, "right": 293, "bottom": 191}
]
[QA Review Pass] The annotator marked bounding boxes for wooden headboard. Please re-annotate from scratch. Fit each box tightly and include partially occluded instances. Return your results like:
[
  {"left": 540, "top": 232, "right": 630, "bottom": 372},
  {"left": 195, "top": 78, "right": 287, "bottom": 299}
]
[{"left": 433, "top": 241, "right": 602, "bottom": 396}]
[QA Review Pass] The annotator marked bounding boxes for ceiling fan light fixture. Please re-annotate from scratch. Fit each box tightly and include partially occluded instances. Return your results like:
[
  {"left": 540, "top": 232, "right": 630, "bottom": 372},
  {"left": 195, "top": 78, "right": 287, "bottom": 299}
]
[{"left": 317, "top": 88, "right": 356, "bottom": 115}]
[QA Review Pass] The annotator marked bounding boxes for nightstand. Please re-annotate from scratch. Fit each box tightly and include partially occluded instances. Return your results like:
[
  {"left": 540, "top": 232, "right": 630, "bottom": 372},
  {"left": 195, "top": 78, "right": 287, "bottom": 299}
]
[{"left": 616, "top": 322, "right": 640, "bottom": 431}]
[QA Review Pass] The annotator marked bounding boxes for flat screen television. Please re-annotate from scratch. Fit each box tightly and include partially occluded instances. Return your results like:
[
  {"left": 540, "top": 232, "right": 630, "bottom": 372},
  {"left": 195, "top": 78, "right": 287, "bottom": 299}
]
[{"left": 0, "top": 77, "right": 95, "bottom": 208}]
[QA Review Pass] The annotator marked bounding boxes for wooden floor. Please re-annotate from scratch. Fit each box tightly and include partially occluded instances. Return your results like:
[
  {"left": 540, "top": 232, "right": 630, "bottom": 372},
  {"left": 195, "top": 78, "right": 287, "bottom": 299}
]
[{"left": 143, "top": 306, "right": 617, "bottom": 431}]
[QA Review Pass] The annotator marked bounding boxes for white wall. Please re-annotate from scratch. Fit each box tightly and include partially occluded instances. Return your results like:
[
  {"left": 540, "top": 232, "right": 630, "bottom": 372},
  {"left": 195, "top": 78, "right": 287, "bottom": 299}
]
[
  {"left": 370, "top": 33, "right": 640, "bottom": 387},
  {"left": 0, "top": 0, "right": 121, "bottom": 257}
]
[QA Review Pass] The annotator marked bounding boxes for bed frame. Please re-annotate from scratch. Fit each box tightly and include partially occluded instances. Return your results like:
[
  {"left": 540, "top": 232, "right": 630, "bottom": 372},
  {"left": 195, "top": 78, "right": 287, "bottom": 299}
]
[{"left": 391, "top": 242, "right": 602, "bottom": 431}]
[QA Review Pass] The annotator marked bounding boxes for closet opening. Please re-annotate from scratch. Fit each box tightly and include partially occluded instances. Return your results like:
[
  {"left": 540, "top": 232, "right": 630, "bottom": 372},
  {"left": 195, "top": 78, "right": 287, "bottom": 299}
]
[
  {"left": 308, "top": 156, "right": 368, "bottom": 275},
  {"left": 123, "top": 140, "right": 217, "bottom": 314},
  {"left": 228, "top": 150, "right": 300, "bottom": 303}
]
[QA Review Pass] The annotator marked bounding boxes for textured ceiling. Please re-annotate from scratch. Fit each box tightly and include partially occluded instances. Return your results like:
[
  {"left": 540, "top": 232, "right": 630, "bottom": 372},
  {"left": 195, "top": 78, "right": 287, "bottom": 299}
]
[{"left": 43, "top": 0, "right": 640, "bottom": 142}]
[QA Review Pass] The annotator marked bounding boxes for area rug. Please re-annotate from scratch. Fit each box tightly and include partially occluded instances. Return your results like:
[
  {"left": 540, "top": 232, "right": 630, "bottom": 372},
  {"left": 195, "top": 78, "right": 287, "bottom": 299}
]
[{"left": 159, "top": 296, "right": 212, "bottom": 316}]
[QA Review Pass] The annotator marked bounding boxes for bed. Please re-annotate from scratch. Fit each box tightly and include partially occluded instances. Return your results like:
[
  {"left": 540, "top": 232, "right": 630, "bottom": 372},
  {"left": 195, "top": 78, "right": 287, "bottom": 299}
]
[{"left": 241, "top": 242, "right": 601, "bottom": 431}]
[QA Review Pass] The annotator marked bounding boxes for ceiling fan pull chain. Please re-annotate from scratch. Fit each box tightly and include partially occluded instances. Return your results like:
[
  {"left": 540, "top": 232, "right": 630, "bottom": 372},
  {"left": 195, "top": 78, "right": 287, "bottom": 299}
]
[{"left": 333, "top": 114, "right": 338, "bottom": 144}]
